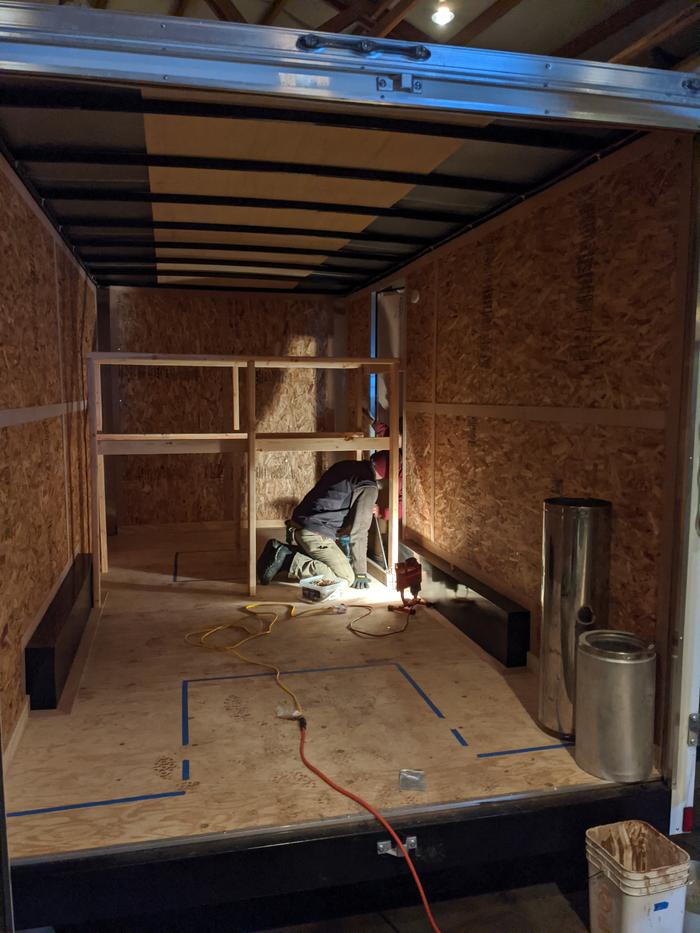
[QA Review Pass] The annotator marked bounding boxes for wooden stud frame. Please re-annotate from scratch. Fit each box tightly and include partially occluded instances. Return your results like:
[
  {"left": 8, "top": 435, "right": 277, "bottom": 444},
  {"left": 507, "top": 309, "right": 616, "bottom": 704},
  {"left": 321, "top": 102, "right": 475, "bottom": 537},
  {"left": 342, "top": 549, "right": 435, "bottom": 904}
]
[{"left": 87, "top": 352, "right": 400, "bottom": 601}]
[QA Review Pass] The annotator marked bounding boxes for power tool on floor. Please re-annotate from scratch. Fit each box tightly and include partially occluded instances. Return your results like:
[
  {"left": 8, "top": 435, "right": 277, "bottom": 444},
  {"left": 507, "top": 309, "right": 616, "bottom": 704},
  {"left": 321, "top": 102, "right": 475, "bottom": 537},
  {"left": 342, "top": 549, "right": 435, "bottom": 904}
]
[{"left": 389, "top": 557, "right": 430, "bottom": 615}]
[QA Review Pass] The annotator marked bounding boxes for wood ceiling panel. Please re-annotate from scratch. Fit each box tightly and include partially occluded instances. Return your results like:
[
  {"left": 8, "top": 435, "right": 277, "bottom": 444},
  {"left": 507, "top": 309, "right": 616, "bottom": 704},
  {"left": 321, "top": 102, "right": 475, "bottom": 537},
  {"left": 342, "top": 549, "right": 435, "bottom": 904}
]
[
  {"left": 150, "top": 229, "right": 350, "bottom": 250},
  {"left": 148, "top": 166, "right": 410, "bottom": 209},
  {"left": 154, "top": 247, "right": 329, "bottom": 264},
  {"left": 155, "top": 275, "right": 299, "bottom": 289},
  {"left": 155, "top": 262, "right": 312, "bottom": 277},
  {"left": 151, "top": 203, "right": 372, "bottom": 232},
  {"left": 143, "top": 114, "right": 463, "bottom": 173}
]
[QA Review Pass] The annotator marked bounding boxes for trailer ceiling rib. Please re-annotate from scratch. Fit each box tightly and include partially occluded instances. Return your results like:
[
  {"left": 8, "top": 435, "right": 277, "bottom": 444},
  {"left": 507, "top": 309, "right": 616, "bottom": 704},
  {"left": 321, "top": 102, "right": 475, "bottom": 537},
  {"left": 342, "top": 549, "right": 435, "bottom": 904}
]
[{"left": 0, "top": 2, "right": 698, "bottom": 295}]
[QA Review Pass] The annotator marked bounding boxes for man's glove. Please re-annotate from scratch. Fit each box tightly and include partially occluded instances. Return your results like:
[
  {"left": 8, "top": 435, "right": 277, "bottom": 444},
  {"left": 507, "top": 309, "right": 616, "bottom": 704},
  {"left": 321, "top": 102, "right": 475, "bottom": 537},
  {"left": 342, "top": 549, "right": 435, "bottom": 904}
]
[{"left": 351, "top": 574, "right": 371, "bottom": 589}]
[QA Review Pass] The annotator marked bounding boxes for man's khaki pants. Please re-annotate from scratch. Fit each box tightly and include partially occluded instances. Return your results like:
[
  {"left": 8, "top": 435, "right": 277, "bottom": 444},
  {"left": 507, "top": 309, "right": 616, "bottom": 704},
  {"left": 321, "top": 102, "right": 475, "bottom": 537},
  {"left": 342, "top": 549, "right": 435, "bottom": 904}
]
[{"left": 288, "top": 528, "right": 355, "bottom": 585}]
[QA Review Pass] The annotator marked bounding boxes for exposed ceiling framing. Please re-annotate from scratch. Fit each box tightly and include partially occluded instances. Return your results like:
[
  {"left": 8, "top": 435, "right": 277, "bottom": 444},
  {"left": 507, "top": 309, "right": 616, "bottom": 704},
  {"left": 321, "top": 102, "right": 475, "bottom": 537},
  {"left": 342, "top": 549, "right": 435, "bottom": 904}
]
[
  {"left": 0, "top": 66, "right": 632, "bottom": 294},
  {"left": 37, "top": 0, "right": 700, "bottom": 70},
  {"left": 0, "top": 0, "right": 696, "bottom": 295}
]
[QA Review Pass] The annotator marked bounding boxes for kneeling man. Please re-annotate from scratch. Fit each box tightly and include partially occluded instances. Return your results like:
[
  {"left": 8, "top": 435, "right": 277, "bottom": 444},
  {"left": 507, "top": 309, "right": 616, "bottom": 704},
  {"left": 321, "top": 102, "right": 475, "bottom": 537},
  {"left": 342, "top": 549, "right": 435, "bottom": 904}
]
[{"left": 257, "top": 453, "right": 387, "bottom": 590}]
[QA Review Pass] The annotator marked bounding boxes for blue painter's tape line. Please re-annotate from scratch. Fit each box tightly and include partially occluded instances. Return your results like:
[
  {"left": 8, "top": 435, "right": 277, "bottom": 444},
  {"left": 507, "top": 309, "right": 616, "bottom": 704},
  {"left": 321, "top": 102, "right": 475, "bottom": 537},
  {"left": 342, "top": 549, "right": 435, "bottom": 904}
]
[
  {"left": 182, "top": 759, "right": 190, "bottom": 781},
  {"left": 394, "top": 664, "right": 445, "bottom": 719},
  {"left": 181, "top": 680, "right": 190, "bottom": 747},
  {"left": 653, "top": 902, "right": 669, "bottom": 912},
  {"left": 183, "top": 661, "right": 446, "bottom": 759},
  {"left": 477, "top": 742, "right": 574, "bottom": 758},
  {"left": 186, "top": 661, "right": 381, "bottom": 684},
  {"left": 450, "top": 728, "right": 468, "bottom": 747},
  {"left": 8, "top": 791, "right": 186, "bottom": 818}
]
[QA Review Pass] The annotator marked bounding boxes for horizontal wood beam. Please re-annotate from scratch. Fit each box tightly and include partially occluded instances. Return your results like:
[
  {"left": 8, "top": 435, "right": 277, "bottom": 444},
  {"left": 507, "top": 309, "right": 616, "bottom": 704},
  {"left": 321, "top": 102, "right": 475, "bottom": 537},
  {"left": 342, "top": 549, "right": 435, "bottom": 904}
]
[
  {"left": 90, "top": 352, "right": 398, "bottom": 369},
  {"left": 364, "top": 0, "right": 422, "bottom": 38},
  {"left": 260, "top": 0, "right": 288, "bottom": 25},
  {"left": 406, "top": 399, "right": 666, "bottom": 429},
  {"left": 554, "top": 0, "right": 676, "bottom": 58},
  {"left": 316, "top": 0, "right": 373, "bottom": 33},
  {"left": 204, "top": 0, "right": 246, "bottom": 23},
  {"left": 97, "top": 432, "right": 392, "bottom": 455},
  {"left": 608, "top": 4, "right": 700, "bottom": 64},
  {"left": 448, "top": 0, "right": 524, "bottom": 46}
]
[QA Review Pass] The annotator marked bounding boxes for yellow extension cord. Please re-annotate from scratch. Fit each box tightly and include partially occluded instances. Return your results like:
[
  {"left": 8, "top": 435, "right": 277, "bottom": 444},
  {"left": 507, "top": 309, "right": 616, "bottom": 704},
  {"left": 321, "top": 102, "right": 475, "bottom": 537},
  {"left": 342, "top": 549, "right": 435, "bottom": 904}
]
[{"left": 185, "top": 602, "right": 334, "bottom": 718}]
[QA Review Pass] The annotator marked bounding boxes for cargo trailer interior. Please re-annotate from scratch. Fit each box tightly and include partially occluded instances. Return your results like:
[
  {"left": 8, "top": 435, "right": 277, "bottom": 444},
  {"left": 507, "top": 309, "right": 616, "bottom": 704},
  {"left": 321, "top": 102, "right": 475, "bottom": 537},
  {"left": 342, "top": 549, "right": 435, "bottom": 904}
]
[{"left": 0, "top": 3, "right": 699, "bottom": 930}]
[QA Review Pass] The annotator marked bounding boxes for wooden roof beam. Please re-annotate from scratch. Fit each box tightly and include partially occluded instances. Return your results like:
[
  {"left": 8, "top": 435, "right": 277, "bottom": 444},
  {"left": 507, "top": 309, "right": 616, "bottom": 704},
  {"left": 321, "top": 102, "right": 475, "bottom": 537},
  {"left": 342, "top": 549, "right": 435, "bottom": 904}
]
[
  {"left": 554, "top": 0, "right": 681, "bottom": 59},
  {"left": 204, "top": 0, "right": 246, "bottom": 23},
  {"left": 316, "top": 0, "right": 374, "bottom": 33},
  {"left": 609, "top": 4, "right": 700, "bottom": 64},
  {"left": 447, "top": 0, "right": 524, "bottom": 46},
  {"left": 260, "top": 0, "right": 288, "bottom": 26},
  {"left": 318, "top": 0, "right": 430, "bottom": 40},
  {"left": 363, "top": 0, "right": 422, "bottom": 38}
]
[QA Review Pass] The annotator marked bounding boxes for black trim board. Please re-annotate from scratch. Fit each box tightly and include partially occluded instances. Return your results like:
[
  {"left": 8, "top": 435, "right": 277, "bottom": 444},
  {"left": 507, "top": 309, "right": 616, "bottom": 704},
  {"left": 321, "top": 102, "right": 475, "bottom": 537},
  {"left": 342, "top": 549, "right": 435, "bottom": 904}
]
[
  {"left": 403, "top": 538, "right": 530, "bottom": 667},
  {"left": 11, "top": 781, "right": 668, "bottom": 930},
  {"left": 25, "top": 554, "right": 92, "bottom": 710}
]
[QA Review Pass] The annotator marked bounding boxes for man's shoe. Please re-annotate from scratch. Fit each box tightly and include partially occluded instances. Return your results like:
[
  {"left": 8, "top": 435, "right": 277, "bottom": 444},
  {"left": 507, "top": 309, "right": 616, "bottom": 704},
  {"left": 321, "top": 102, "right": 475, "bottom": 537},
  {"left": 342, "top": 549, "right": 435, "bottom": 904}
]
[{"left": 257, "top": 539, "right": 293, "bottom": 585}]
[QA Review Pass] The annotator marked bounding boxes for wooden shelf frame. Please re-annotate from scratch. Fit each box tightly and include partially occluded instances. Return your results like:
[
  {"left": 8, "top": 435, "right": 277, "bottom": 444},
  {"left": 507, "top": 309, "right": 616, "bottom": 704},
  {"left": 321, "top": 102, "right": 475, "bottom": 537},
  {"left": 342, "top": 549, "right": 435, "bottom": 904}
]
[{"left": 87, "top": 352, "right": 400, "bottom": 603}]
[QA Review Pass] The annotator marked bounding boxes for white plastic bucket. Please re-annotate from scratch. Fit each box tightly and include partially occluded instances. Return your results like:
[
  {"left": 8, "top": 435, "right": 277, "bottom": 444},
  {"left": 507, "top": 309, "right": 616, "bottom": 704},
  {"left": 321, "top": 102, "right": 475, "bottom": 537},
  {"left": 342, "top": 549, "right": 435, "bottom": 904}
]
[
  {"left": 589, "top": 869, "right": 687, "bottom": 933},
  {"left": 684, "top": 860, "right": 700, "bottom": 932},
  {"left": 587, "top": 821, "right": 690, "bottom": 933}
]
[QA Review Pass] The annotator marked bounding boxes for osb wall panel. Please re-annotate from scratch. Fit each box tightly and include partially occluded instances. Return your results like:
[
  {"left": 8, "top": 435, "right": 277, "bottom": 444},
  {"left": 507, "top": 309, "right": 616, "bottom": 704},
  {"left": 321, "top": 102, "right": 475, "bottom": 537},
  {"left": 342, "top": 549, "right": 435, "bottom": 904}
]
[
  {"left": 405, "top": 260, "right": 436, "bottom": 403},
  {"left": 346, "top": 293, "right": 371, "bottom": 358},
  {"left": 345, "top": 293, "right": 371, "bottom": 429},
  {"left": 110, "top": 288, "right": 334, "bottom": 523},
  {"left": 0, "top": 156, "right": 96, "bottom": 743},
  {"left": 434, "top": 136, "right": 685, "bottom": 409},
  {"left": 434, "top": 416, "right": 665, "bottom": 652},
  {"left": 56, "top": 249, "right": 96, "bottom": 407},
  {"left": 56, "top": 249, "right": 97, "bottom": 554},
  {"left": 395, "top": 133, "right": 692, "bottom": 654},
  {"left": 0, "top": 166, "right": 61, "bottom": 409},
  {"left": 404, "top": 411, "right": 433, "bottom": 540},
  {"left": 0, "top": 419, "right": 70, "bottom": 734}
]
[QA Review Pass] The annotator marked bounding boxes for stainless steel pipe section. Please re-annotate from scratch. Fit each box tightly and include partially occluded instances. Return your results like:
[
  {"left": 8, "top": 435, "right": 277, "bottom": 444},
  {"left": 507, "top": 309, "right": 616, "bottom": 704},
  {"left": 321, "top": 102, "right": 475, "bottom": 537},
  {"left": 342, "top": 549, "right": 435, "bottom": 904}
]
[
  {"left": 575, "top": 630, "right": 656, "bottom": 782},
  {"left": 538, "top": 497, "right": 611, "bottom": 738}
]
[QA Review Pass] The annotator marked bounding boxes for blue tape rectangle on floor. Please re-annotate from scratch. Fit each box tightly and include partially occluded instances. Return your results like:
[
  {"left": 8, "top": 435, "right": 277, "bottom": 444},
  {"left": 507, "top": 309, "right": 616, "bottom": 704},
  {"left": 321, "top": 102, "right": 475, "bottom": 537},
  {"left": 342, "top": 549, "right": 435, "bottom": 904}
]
[
  {"left": 450, "top": 728, "right": 468, "bottom": 746},
  {"left": 9, "top": 790, "right": 186, "bottom": 818},
  {"left": 477, "top": 742, "right": 574, "bottom": 758},
  {"left": 182, "top": 661, "right": 446, "bottom": 748}
]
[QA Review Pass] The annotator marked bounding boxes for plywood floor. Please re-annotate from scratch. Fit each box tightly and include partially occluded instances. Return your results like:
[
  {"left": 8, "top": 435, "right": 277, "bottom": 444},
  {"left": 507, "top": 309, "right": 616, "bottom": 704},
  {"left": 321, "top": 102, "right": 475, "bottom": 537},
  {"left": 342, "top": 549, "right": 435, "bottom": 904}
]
[{"left": 6, "top": 523, "right": 603, "bottom": 859}]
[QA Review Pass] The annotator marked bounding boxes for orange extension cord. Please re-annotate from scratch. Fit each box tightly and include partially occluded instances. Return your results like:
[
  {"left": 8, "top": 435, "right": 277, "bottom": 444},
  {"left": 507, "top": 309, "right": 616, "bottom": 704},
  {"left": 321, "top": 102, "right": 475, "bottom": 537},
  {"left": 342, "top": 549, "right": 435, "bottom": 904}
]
[
  {"left": 298, "top": 717, "right": 443, "bottom": 933},
  {"left": 187, "top": 604, "right": 443, "bottom": 932}
]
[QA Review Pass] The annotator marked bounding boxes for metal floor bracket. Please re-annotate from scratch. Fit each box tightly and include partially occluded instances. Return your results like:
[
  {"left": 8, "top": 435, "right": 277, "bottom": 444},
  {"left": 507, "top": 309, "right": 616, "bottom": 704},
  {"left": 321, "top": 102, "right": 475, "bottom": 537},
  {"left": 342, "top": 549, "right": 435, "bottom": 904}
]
[{"left": 377, "top": 835, "right": 417, "bottom": 857}]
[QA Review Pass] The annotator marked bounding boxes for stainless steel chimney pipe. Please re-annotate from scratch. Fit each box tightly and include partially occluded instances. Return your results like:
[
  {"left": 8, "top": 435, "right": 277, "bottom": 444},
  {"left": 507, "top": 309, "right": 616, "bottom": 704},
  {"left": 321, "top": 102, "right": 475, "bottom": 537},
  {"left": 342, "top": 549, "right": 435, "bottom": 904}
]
[{"left": 538, "top": 497, "right": 612, "bottom": 738}]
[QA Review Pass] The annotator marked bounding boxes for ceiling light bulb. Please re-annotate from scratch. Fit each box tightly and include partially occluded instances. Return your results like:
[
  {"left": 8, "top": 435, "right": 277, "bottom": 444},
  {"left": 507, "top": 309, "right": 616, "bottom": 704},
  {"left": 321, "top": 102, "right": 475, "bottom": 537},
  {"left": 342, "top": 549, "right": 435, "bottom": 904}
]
[{"left": 432, "top": 5, "right": 455, "bottom": 25}]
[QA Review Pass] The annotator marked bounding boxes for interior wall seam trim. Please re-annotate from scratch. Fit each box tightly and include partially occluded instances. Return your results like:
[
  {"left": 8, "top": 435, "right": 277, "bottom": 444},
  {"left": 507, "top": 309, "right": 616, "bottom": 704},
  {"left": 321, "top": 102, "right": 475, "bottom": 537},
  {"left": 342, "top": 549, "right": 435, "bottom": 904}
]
[
  {"left": 0, "top": 399, "right": 87, "bottom": 430},
  {"left": 405, "top": 401, "right": 667, "bottom": 429}
]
